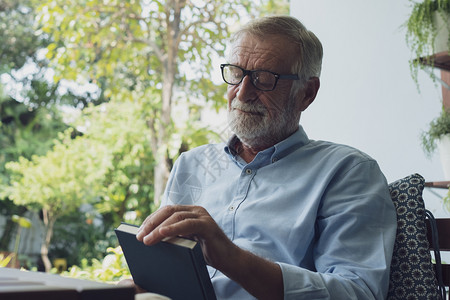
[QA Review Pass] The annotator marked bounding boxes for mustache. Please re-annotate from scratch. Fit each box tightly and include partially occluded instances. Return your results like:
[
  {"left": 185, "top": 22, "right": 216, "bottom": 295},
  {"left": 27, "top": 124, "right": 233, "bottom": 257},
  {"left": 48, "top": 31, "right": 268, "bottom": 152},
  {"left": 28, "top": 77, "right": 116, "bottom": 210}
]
[{"left": 230, "top": 99, "right": 267, "bottom": 115}]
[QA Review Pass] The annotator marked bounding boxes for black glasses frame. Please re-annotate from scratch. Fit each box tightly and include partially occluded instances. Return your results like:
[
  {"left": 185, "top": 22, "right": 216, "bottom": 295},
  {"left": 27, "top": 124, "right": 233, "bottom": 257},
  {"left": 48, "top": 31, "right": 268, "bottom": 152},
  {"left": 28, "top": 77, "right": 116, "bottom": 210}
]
[{"left": 220, "top": 63, "right": 299, "bottom": 91}]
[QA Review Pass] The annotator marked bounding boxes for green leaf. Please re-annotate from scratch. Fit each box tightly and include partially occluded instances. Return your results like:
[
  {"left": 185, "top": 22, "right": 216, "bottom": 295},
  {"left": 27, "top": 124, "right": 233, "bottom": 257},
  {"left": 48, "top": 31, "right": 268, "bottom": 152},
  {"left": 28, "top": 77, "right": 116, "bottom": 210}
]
[{"left": 11, "top": 215, "right": 32, "bottom": 228}]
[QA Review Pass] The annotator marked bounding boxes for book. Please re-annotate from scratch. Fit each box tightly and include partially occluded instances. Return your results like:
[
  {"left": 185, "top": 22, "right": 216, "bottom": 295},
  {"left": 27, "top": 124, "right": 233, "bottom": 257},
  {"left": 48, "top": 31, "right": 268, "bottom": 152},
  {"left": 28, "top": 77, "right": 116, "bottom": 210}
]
[
  {"left": 115, "top": 222, "right": 217, "bottom": 300},
  {"left": 0, "top": 267, "right": 135, "bottom": 300}
]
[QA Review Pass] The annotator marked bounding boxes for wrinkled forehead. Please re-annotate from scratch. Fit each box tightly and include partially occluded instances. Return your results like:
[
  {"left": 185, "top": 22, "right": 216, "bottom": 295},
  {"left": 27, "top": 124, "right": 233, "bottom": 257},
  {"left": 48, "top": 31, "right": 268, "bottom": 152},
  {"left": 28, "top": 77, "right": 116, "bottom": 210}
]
[{"left": 226, "top": 33, "right": 298, "bottom": 72}]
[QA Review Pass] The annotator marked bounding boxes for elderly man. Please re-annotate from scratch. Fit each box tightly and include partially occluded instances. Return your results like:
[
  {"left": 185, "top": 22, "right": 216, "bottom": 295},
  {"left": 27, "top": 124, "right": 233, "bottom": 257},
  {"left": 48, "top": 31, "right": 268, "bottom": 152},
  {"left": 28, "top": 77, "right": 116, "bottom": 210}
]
[{"left": 136, "top": 15, "right": 397, "bottom": 300}]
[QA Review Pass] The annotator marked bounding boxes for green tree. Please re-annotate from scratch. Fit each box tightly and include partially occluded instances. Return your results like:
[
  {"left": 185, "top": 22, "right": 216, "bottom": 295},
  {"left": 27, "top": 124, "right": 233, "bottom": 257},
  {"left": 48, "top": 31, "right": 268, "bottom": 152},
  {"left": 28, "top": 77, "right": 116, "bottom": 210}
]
[
  {"left": 1, "top": 0, "right": 289, "bottom": 271},
  {"left": 0, "top": 0, "right": 104, "bottom": 253},
  {"left": 0, "top": 89, "right": 67, "bottom": 251},
  {"left": 2, "top": 128, "right": 112, "bottom": 271},
  {"left": 35, "top": 0, "right": 289, "bottom": 207},
  {"left": 71, "top": 101, "right": 156, "bottom": 224},
  {"left": 0, "top": 0, "right": 45, "bottom": 73},
  {"left": 46, "top": 100, "right": 156, "bottom": 268},
  {"left": 0, "top": 0, "right": 103, "bottom": 110},
  {"left": 3, "top": 99, "right": 173, "bottom": 271}
]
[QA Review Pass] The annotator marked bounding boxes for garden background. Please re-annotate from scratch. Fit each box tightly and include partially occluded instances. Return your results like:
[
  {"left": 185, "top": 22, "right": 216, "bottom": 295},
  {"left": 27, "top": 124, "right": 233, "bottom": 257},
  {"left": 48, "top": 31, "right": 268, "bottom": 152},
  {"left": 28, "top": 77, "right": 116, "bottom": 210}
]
[{"left": 0, "top": 0, "right": 288, "bottom": 280}]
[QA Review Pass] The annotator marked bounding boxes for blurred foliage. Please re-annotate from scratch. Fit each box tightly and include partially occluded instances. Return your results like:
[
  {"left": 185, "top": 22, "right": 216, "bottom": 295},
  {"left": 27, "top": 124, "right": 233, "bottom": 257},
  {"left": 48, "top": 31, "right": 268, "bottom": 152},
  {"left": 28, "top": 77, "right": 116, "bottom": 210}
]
[
  {"left": 0, "top": 89, "right": 68, "bottom": 251},
  {"left": 263, "top": 0, "right": 290, "bottom": 15},
  {"left": 0, "top": 252, "right": 14, "bottom": 267},
  {"left": 0, "top": 0, "right": 46, "bottom": 72},
  {"left": 67, "top": 100, "right": 155, "bottom": 224},
  {"left": 421, "top": 108, "right": 450, "bottom": 156},
  {"left": 50, "top": 210, "right": 117, "bottom": 268},
  {"left": 11, "top": 215, "right": 32, "bottom": 228},
  {"left": 11, "top": 214, "right": 32, "bottom": 267},
  {"left": 61, "top": 246, "right": 131, "bottom": 283},
  {"left": 33, "top": 0, "right": 288, "bottom": 206},
  {"left": 0, "top": 0, "right": 105, "bottom": 253},
  {"left": 1, "top": 100, "right": 149, "bottom": 271},
  {"left": 1, "top": 0, "right": 290, "bottom": 273},
  {"left": 0, "top": 95, "right": 68, "bottom": 181}
]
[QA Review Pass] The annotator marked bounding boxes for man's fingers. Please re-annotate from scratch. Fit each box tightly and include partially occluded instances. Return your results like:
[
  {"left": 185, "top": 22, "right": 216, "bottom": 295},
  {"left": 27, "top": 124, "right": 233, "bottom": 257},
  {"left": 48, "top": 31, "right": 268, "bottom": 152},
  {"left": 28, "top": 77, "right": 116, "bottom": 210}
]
[
  {"left": 136, "top": 205, "right": 179, "bottom": 240},
  {"left": 158, "top": 215, "right": 204, "bottom": 237},
  {"left": 137, "top": 205, "right": 206, "bottom": 245},
  {"left": 142, "top": 212, "right": 199, "bottom": 245}
]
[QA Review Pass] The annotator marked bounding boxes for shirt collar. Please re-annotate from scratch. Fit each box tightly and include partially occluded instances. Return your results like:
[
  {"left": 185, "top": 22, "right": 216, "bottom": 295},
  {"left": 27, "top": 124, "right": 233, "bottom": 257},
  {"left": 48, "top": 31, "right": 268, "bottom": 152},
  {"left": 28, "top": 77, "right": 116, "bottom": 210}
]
[{"left": 224, "top": 125, "right": 310, "bottom": 163}]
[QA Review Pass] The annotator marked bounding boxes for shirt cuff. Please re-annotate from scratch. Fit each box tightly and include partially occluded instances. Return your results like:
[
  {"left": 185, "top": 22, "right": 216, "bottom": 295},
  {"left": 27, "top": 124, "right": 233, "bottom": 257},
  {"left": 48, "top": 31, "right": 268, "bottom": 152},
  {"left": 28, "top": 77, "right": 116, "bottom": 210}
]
[{"left": 277, "top": 262, "right": 330, "bottom": 300}]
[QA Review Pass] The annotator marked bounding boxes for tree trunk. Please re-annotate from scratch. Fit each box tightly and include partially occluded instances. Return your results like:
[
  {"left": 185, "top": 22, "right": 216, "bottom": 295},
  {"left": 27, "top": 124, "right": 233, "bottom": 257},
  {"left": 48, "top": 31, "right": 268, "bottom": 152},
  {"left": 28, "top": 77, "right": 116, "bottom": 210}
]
[
  {"left": 152, "top": 0, "right": 183, "bottom": 207},
  {"left": 153, "top": 159, "right": 170, "bottom": 207},
  {"left": 40, "top": 208, "right": 56, "bottom": 272},
  {"left": 153, "top": 65, "right": 175, "bottom": 206}
]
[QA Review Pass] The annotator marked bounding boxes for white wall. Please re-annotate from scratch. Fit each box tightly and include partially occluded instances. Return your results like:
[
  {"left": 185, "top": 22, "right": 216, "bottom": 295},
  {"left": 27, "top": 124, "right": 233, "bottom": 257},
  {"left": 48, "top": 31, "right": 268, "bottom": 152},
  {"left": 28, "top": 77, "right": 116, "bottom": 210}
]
[{"left": 291, "top": 1, "right": 448, "bottom": 215}]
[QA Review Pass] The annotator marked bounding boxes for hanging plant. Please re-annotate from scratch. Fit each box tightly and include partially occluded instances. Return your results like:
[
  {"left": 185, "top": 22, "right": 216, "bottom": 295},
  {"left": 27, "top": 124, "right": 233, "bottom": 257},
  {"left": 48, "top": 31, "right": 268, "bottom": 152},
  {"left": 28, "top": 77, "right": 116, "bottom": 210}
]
[
  {"left": 421, "top": 108, "right": 450, "bottom": 156},
  {"left": 405, "top": 0, "right": 450, "bottom": 88}
]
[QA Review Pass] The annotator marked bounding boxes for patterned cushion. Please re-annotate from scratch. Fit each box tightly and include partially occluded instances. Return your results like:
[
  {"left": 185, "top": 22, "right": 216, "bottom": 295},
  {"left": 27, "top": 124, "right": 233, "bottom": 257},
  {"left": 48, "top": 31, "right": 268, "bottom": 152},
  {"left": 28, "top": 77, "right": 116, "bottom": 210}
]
[{"left": 387, "top": 173, "right": 440, "bottom": 300}]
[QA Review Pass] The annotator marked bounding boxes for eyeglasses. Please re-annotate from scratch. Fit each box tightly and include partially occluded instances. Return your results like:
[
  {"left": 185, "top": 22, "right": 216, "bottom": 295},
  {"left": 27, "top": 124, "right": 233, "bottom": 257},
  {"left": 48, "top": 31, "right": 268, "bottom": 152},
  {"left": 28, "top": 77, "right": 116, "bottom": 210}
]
[{"left": 220, "top": 64, "right": 299, "bottom": 91}]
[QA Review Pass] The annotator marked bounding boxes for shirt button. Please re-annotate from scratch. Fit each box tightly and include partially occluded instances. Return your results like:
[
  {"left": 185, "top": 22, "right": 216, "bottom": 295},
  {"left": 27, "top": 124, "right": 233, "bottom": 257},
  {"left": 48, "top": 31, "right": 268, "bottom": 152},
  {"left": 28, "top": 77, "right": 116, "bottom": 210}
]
[
  {"left": 272, "top": 157, "right": 278, "bottom": 163},
  {"left": 229, "top": 205, "right": 235, "bottom": 211},
  {"left": 245, "top": 169, "right": 252, "bottom": 175}
]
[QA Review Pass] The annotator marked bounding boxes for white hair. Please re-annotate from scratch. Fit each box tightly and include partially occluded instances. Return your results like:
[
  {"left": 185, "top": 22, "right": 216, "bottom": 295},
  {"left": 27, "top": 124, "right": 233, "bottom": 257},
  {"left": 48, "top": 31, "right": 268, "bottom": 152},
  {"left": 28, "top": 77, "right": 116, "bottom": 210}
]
[{"left": 230, "top": 15, "right": 323, "bottom": 92}]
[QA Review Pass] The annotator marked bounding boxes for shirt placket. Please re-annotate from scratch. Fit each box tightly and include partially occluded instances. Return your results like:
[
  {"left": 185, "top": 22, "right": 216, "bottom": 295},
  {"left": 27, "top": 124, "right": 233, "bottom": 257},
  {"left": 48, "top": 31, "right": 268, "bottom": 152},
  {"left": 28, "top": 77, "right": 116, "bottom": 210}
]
[{"left": 221, "top": 166, "right": 256, "bottom": 240}]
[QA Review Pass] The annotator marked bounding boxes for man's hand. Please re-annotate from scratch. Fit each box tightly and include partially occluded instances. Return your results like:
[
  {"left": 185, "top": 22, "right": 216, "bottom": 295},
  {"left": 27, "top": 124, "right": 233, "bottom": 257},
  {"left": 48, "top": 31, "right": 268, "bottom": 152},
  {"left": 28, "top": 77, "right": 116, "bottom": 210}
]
[
  {"left": 136, "top": 205, "right": 283, "bottom": 300},
  {"left": 136, "top": 205, "right": 238, "bottom": 270}
]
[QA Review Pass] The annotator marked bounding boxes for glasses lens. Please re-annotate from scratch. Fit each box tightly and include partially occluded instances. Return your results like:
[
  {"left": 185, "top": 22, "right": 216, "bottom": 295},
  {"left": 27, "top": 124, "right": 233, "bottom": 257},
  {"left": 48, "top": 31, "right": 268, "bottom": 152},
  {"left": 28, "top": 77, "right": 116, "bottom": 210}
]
[
  {"left": 223, "top": 65, "right": 243, "bottom": 84},
  {"left": 252, "top": 71, "right": 276, "bottom": 91}
]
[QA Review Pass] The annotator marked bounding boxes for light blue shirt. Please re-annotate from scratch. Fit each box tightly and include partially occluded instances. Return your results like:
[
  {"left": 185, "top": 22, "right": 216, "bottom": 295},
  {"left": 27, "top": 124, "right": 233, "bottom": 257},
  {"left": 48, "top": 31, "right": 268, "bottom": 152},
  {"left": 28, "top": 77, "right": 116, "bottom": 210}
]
[{"left": 161, "top": 126, "right": 397, "bottom": 300}]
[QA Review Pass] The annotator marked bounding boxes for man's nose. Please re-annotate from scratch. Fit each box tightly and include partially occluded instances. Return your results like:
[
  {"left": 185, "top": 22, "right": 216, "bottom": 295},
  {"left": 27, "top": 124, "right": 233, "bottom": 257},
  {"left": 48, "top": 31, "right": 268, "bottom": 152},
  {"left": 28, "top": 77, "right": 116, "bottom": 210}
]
[{"left": 236, "top": 75, "right": 258, "bottom": 102}]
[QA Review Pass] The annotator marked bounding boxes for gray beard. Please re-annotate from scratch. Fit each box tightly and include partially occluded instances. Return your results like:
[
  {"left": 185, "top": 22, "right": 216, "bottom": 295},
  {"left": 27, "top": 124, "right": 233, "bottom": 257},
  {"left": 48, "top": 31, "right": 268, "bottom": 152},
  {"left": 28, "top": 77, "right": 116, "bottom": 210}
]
[{"left": 227, "top": 99, "right": 299, "bottom": 149}]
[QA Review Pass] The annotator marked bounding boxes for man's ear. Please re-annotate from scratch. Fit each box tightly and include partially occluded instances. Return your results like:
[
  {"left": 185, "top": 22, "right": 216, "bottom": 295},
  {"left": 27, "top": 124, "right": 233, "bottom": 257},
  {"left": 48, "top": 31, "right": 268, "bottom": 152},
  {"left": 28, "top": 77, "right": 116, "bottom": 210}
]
[{"left": 298, "top": 77, "right": 320, "bottom": 111}]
